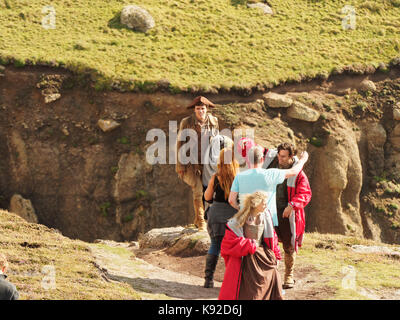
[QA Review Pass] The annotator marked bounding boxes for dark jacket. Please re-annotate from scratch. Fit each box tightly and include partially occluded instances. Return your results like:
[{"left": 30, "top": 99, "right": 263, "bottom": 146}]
[{"left": 0, "top": 274, "right": 19, "bottom": 300}]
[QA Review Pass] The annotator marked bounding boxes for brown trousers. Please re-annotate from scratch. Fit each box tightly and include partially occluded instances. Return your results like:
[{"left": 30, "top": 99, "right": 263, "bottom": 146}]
[
  {"left": 181, "top": 166, "right": 206, "bottom": 229},
  {"left": 275, "top": 208, "right": 296, "bottom": 284}
]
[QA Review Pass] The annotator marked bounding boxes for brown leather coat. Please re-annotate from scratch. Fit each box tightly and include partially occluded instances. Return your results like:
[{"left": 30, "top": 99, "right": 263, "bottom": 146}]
[{"left": 176, "top": 113, "right": 219, "bottom": 187}]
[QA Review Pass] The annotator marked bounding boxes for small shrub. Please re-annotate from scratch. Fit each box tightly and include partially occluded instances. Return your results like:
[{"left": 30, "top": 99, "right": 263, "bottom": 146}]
[
  {"left": 355, "top": 101, "right": 368, "bottom": 111},
  {"left": 99, "top": 202, "right": 111, "bottom": 217},
  {"left": 123, "top": 214, "right": 134, "bottom": 223},
  {"left": 391, "top": 222, "right": 400, "bottom": 230},
  {"left": 390, "top": 0, "right": 400, "bottom": 8},
  {"left": 375, "top": 205, "right": 386, "bottom": 214},
  {"left": 117, "top": 137, "right": 129, "bottom": 145},
  {"left": 73, "top": 42, "right": 89, "bottom": 51},
  {"left": 110, "top": 166, "right": 119, "bottom": 174},
  {"left": 136, "top": 190, "right": 148, "bottom": 199},
  {"left": 374, "top": 174, "right": 388, "bottom": 183},
  {"left": 309, "top": 136, "right": 323, "bottom": 147},
  {"left": 13, "top": 59, "right": 25, "bottom": 68}
]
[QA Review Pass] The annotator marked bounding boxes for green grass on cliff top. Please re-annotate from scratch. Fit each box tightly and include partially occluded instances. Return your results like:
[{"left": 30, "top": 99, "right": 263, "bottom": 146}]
[{"left": 1, "top": 0, "right": 400, "bottom": 91}]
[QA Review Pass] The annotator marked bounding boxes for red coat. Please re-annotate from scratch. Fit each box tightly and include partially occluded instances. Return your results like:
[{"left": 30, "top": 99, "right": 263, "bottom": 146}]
[
  {"left": 287, "top": 171, "right": 312, "bottom": 252},
  {"left": 218, "top": 221, "right": 281, "bottom": 300},
  {"left": 262, "top": 150, "right": 312, "bottom": 252}
]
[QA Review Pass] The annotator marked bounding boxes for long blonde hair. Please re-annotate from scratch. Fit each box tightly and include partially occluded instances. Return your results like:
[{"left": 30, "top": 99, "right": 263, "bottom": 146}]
[
  {"left": 232, "top": 191, "right": 269, "bottom": 227},
  {"left": 216, "top": 148, "right": 239, "bottom": 200}
]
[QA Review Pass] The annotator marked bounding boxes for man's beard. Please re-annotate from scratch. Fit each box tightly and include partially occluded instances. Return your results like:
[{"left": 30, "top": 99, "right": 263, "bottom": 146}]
[{"left": 279, "top": 160, "right": 293, "bottom": 169}]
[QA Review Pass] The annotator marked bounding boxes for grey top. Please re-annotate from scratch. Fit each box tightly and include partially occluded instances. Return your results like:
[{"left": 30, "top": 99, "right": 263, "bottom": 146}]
[{"left": 0, "top": 274, "right": 19, "bottom": 300}]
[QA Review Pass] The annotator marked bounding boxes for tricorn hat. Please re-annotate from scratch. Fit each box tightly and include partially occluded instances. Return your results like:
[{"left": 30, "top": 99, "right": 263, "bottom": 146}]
[{"left": 187, "top": 96, "right": 216, "bottom": 109}]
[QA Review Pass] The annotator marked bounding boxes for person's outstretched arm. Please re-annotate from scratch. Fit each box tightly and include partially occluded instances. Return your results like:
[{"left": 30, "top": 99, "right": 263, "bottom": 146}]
[
  {"left": 228, "top": 191, "right": 240, "bottom": 210},
  {"left": 284, "top": 151, "right": 309, "bottom": 179}
]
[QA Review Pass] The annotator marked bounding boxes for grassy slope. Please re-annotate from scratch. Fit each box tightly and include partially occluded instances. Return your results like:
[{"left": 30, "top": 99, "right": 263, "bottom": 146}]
[
  {"left": 298, "top": 232, "right": 400, "bottom": 299},
  {"left": 0, "top": 210, "right": 140, "bottom": 300},
  {"left": 0, "top": 0, "right": 400, "bottom": 91}
]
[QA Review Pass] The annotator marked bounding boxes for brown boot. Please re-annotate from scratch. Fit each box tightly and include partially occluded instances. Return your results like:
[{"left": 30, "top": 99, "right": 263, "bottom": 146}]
[{"left": 283, "top": 250, "right": 296, "bottom": 289}]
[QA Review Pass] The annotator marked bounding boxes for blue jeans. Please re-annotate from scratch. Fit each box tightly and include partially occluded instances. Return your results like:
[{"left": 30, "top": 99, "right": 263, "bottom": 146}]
[{"left": 208, "top": 236, "right": 224, "bottom": 256}]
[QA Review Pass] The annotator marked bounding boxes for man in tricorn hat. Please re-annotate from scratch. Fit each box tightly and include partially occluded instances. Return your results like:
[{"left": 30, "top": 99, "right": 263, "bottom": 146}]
[{"left": 176, "top": 96, "right": 219, "bottom": 230}]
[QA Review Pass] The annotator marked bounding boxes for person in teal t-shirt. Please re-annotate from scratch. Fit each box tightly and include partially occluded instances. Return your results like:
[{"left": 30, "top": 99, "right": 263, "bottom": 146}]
[{"left": 229, "top": 146, "right": 309, "bottom": 226}]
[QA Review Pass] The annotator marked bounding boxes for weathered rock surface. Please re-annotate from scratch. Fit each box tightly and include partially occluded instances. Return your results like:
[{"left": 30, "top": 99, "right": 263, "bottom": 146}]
[
  {"left": 389, "top": 123, "right": 400, "bottom": 152},
  {"left": 393, "top": 103, "right": 400, "bottom": 121},
  {"left": 306, "top": 116, "right": 363, "bottom": 237},
  {"left": 287, "top": 101, "right": 320, "bottom": 122},
  {"left": 366, "top": 123, "right": 387, "bottom": 176},
  {"left": 263, "top": 92, "right": 293, "bottom": 108},
  {"left": 9, "top": 194, "right": 38, "bottom": 223}
]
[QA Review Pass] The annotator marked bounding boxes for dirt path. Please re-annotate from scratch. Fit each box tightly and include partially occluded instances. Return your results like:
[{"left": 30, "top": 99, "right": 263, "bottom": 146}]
[
  {"left": 90, "top": 240, "right": 335, "bottom": 300},
  {"left": 90, "top": 242, "right": 221, "bottom": 300}
]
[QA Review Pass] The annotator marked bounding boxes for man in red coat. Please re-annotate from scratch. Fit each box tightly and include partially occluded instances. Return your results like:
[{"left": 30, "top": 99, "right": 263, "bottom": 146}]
[{"left": 263, "top": 142, "right": 312, "bottom": 289}]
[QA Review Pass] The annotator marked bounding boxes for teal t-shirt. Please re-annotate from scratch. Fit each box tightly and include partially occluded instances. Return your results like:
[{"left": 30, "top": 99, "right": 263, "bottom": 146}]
[{"left": 231, "top": 168, "right": 286, "bottom": 226}]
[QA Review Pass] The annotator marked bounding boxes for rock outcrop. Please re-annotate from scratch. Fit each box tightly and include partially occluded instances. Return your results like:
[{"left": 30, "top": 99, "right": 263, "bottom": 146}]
[
  {"left": 306, "top": 116, "right": 363, "bottom": 236},
  {"left": 9, "top": 194, "right": 38, "bottom": 223}
]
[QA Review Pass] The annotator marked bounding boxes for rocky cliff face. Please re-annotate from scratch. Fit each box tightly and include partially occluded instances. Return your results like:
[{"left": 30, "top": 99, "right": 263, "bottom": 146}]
[
  {"left": 0, "top": 66, "right": 195, "bottom": 241},
  {"left": 0, "top": 65, "right": 399, "bottom": 243}
]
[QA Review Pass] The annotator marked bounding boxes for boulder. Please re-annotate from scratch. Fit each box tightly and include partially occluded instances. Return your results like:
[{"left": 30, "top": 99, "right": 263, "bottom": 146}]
[
  {"left": 9, "top": 194, "right": 39, "bottom": 223},
  {"left": 138, "top": 226, "right": 185, "bottom": 249},
  {"left": 247, "top": 2, "right": 273, "bottom": 14},
  {"left": 287, "top": 101, "right": 320, "bottom": 122},
  {"left": 262, "top": 92, "right": 293, "bottom": 108},
  {"left": 138, "top": 226, "right": 210, "bottom": 256},
  {"left": 165, "top": 230, "right": 210, "bottom": 257},
  {"left": 98, "top": 119, "right": 121, "bottom": 132},
  {"left": 120, "top": 5, "right": 155, "bottom": 33},
  {"left": 359, "top": 79, "right": 376, "bottom": 92}
]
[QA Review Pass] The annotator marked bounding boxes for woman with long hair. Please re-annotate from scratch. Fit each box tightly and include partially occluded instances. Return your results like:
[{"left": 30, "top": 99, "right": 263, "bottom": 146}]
[
  {"left": 203, "top": 148, "right": 239, "bottom": 288},
  {"left": 218, "top": 191, "right": 283, "bottom": 300}
]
